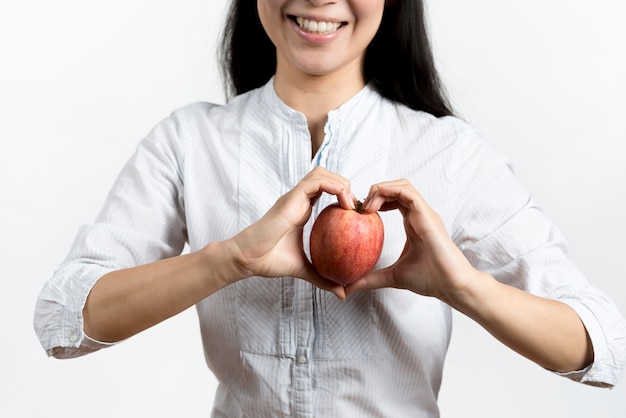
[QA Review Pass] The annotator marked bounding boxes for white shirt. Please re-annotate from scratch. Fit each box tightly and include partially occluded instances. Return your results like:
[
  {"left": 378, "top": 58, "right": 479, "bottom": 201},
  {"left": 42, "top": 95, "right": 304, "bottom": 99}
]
[{"left": 34, "top": 79, "right": 626, "bottom": 417}]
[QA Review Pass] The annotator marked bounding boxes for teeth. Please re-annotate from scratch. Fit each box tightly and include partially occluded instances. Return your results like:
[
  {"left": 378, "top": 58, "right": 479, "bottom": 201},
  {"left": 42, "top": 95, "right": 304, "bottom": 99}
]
[{"left": 295, "top": 17, "right": 341, "bottom": 34}]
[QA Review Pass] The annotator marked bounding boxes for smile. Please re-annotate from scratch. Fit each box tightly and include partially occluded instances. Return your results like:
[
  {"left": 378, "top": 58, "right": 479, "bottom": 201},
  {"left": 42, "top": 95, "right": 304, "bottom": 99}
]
[{"left": 292, "top": 16, "right": 344, "bottom": 34}]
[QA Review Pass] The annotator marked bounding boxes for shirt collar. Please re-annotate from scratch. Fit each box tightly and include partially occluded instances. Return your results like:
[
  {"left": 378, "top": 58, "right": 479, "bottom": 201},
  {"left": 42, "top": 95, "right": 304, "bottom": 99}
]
[{"left": 260, "top": 77, "right": 381, "bottom": 127}]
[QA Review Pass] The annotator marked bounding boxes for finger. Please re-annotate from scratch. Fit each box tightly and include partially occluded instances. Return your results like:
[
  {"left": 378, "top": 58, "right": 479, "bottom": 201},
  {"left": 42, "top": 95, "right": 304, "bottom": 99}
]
[
  {"left": 301, "top": 169, "right": 355, "bottom": 210},
  {"left": 362, "top": 179, "right": 411, "bottom": 211},
  {"left": 344, "top": 267, "right": 396, "bottom": 296},
  {"left": 299, "top": 262, "right": 347, "bottom": 300},
  {"left": 378, "top": 201, "right": 402, "bottom": 212},
  {"left": 363, "top": 181, "right": 432, "bottom": 223},
  {"left": 337, "top": 191, "right": 358, "bottom": 211}
]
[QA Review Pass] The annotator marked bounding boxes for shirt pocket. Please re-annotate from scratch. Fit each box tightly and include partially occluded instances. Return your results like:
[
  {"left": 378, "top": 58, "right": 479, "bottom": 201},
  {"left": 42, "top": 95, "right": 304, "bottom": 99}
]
[
  {"left": 236, "top": 276, "right": 285, "bottom": 355},
  {"left": 234, "top": 275, "right": 380, "bottom": 361},
  {"left": 312, "top": 289, "right": 377, "bottom": 360}
]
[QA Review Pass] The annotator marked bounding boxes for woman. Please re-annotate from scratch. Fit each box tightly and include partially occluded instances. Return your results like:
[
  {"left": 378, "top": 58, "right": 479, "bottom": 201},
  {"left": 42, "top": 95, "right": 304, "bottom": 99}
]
[{"left": 34, "top": 0, "right": 626, "bottom": 416}]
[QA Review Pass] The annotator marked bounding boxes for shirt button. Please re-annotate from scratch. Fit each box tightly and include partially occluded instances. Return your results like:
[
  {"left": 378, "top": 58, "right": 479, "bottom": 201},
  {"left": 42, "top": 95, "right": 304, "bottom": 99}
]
[
  {"left": 69, "top": 333, "right": 78, "bottom": 342},
  {"left": 297, "top": 355, "right": 308, "bottom": 365}
]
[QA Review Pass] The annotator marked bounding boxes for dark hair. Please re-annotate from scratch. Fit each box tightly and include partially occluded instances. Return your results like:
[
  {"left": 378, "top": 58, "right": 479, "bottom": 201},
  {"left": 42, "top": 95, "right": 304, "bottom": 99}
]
[{"left": 219, "top": 0, "right": 454, "bottom": 117}]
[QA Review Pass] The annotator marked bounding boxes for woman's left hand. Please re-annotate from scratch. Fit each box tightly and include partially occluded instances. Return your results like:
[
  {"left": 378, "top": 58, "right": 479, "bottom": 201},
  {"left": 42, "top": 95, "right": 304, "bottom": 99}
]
[
  {"left": 345, "top": 179, "right": 595, "bottom": 373},
  {"left": 345, "top": 179, "right": 480, "bottom": 303}
]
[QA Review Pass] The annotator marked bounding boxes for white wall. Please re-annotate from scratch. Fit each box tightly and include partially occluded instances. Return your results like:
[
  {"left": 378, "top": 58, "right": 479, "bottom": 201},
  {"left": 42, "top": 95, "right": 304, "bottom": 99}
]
[{"left": 2, "top": 1, "right": 624, "bottom": 416}]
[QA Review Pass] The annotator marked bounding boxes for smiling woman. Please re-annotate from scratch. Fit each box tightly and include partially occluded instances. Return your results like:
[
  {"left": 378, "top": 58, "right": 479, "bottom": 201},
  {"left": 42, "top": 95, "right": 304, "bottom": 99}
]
[{"left": 26, "top": 0, "right": 626, "bottom": 417}]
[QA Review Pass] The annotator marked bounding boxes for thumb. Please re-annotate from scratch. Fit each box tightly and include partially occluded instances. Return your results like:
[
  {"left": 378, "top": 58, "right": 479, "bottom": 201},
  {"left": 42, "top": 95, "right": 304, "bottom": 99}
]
[
  {"left": 345, "top": 267, "right": 395, "bottom": 296},
  {"left": 300, "top": 262, "right": 347, "bottom": 300}
]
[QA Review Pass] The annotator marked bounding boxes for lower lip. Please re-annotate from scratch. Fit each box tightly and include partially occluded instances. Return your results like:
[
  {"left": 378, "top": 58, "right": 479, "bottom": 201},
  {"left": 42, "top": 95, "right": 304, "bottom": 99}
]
[{"left": 291, "top": 20, "right": 343, "bottom": 44}]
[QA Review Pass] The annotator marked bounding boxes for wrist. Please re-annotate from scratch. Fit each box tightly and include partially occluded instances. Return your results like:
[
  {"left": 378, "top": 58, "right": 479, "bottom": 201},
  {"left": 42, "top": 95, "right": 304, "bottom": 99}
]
[
  {"left": 439, "top": 270, "right": 500, "bottom": 319},
  {"left": 200, "top": 239, "right": 251, "bottom": 288}
]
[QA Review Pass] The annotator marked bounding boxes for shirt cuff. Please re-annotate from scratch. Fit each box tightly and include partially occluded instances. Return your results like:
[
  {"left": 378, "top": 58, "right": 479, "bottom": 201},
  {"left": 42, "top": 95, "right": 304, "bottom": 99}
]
[
  {"left": 37, "top": 266, "right": 119, "bottom": 359},
  {"left": 555, "top": 297, "right": 625, "bottom": 388}
]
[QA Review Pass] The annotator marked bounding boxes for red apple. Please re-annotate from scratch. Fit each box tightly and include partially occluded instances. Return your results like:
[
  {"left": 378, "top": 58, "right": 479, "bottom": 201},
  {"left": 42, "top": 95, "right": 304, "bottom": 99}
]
[{"left": 310, "top": 201, "right": 384, "bottom": 286}]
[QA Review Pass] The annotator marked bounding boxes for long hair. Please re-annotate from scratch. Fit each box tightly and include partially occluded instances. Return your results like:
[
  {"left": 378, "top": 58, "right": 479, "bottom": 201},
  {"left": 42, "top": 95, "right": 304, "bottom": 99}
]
[{"left": 219, "top": 0, "right": 454, "bottom": 117}]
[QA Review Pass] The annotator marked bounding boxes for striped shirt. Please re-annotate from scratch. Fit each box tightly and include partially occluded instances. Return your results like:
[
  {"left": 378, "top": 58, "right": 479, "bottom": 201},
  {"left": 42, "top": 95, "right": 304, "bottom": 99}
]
[{"left": 34, "top": 79, "right": 626, "bottom": 417}]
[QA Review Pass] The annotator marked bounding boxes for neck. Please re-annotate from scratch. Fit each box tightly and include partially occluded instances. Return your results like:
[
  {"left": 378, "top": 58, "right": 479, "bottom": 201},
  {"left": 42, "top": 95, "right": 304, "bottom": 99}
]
[{"left": 273, "top": 63, "right": 366, "bottom": 156}]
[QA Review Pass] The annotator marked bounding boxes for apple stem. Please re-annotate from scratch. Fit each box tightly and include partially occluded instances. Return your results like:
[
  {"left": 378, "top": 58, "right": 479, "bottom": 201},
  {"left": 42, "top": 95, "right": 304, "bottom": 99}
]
[{"left": 355, "top": 200, "right": 364, "bottom": 213}]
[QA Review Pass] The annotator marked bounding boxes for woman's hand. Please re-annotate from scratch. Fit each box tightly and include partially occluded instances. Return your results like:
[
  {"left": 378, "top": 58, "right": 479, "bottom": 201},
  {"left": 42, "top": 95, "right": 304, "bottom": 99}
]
[
  {"left": 229, "top": 167, "right": 355, "bottom": 299},
  {"left": 345, "top": 179, "right": 480, "bottom": 303},
  {"left": 344, "top": 179, "right": 594, "bottom": 373}
]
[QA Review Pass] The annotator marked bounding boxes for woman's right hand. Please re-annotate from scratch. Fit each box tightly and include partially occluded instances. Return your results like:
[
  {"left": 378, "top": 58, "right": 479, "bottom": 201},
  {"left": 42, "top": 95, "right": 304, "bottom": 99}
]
[
  {"left": 227, "top": 166, "right": 355, "bottom": 299},
  {"left": 82, "top": 167, "right": 352, "bottom": 343}
]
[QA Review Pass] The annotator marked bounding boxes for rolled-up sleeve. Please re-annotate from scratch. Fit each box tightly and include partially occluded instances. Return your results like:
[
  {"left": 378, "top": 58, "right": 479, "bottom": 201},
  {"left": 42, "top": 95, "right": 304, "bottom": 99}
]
[
  {"left": 34, "top": 109, "right": 188, "bottom": 359},
  {"left": 448, "top": 130, "right": 626, "bottom": 387},
  {"left": 34, "top": 260, "right": 117, "bottom": 358},
  {"left": 553, "top": 286, "right": 626, "bottom": 387}
]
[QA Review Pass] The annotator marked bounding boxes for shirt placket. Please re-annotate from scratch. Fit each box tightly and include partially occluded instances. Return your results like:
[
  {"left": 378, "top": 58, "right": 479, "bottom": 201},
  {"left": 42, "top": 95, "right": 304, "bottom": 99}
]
[{"left": 282, "top": 113, "right": 316, "bottom": 417}]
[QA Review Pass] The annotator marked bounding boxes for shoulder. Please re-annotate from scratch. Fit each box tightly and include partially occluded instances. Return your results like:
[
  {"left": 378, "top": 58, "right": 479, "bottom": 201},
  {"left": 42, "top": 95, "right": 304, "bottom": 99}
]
[
  {"left": 388, "top": 101, "right": 494, "bottom": 162},
  {"left": 138, "top": 89, "right": 260, "bottom": 152},
  {"left": 360, "top": 87, "right": 478, "bottom": 150},
  {"left": 390, "top": 101, "right": 478, "bottom": 145},
  {"left": 384, "top": 101, "right": 516, "bottom": 195},
  {"left": 164, "top": 87, "right": 264, "bottom": 134}
]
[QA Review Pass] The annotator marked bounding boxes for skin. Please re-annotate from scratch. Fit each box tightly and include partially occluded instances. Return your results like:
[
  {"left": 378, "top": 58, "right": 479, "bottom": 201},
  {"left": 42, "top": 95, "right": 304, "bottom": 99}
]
[
  {"left": 84, "top": 0, "right": 593, "bottom": 373},
  {"left": 257, "top": 0, "right": 384, "bottom": 153},
  {"left": 352, "top": 181, "right": 593, "bottom": 372},
  {"left": 84, "top": 167, "right": 354, "bottom": 341}
]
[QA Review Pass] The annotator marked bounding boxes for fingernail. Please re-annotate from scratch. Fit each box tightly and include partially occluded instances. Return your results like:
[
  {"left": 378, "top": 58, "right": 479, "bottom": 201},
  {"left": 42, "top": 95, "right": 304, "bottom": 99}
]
[{"left": 350, "top": 194, "right": 358, "bottom": 209}]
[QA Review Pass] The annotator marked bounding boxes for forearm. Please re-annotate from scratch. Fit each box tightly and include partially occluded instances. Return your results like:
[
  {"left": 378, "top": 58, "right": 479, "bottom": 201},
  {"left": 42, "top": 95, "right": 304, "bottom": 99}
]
[
  {"left": 445, "top": 272, "right": 594, "bottom": 373},
  {"left": 83, "top": 240, "right": 244, "bottom": 343}
]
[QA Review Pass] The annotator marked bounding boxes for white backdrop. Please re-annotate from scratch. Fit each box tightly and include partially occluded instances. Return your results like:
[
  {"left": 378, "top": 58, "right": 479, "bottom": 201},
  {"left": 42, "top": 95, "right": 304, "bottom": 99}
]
[{"left": 2, "top": 1, "right": 625, "bottom": 417}]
